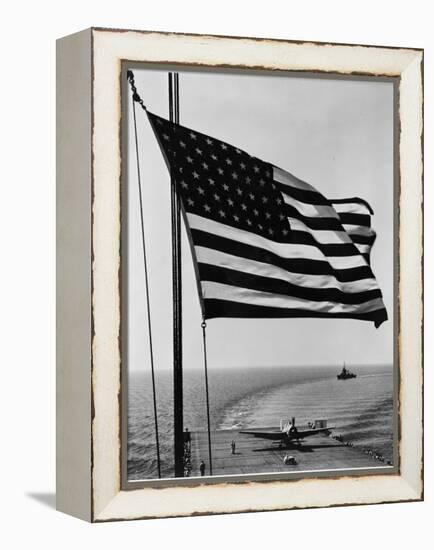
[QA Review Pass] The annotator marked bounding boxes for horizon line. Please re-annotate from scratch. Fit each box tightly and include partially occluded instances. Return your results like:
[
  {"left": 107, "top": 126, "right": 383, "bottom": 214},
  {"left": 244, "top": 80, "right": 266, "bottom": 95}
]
[{"left": 129, "top": 362, "right": 394, "bottom": 373}]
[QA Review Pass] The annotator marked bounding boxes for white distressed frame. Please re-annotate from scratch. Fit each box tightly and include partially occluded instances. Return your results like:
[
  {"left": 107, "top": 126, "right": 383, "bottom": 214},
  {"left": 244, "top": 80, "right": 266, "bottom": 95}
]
[{"left": 56, "top": 28, "right": 423, "bottom": 522}]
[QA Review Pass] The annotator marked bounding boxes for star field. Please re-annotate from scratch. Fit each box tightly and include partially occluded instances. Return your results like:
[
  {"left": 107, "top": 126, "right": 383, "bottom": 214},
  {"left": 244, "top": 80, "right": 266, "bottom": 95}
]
[{"left": 148, "top": 112, "right": 291, "bottom": 242}]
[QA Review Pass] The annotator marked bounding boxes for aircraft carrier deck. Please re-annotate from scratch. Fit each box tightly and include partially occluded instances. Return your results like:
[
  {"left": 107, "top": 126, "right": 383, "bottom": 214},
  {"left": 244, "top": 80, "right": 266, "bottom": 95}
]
[{"left": 187, "top": 427, "right": 391, "bottom": 477}]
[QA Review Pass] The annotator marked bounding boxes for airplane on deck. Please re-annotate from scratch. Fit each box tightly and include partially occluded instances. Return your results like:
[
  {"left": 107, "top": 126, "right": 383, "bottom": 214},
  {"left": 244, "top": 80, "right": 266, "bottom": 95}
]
[{"left": 239, "top": 418, "right": 334, "bottom": 448}]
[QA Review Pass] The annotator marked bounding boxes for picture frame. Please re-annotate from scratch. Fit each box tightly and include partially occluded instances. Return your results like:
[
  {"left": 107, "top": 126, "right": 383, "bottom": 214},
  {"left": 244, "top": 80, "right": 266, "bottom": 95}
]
[{"left": 56, "top": 27, "right": 423, "bottom": 522}]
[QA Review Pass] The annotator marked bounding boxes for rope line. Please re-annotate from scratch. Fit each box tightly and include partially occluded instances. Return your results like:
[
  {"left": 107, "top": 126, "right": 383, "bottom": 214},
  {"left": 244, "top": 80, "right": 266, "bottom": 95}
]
[
  {"left": 201, "top": 320, "right": 213, "bottom": 475},
  {"left": 129, "top": 73, "right": 161, "bottom": 478}
]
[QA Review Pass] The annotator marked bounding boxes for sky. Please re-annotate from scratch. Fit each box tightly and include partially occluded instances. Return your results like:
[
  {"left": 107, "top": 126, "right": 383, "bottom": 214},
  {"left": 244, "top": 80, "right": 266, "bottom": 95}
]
[{"left": 126, "top": 67, "right": 394, "bottom": 372}]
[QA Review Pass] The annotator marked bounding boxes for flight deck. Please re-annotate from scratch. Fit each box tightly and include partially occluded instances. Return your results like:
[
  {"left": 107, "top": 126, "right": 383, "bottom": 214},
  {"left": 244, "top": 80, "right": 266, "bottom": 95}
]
[{"left": 187, "top": 427, "right": 391, "bottom": 478}]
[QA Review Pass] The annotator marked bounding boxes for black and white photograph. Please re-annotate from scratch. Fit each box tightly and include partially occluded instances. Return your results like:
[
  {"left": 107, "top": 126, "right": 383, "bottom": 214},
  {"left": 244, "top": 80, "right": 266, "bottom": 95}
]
[
  {"left": 123, "top": 65, "right": 395, "bottom": 483},
  {"left": 2, "top": 0, "right": 428, "bottom": 539}
]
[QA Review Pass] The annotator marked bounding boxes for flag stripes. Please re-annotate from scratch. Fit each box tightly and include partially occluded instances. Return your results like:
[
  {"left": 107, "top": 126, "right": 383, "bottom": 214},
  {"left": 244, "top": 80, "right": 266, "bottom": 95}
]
[
  {"left": 201, "top": 282, "right": 386, "bottom": 313},
  {"left": 338, "top": 212, "right": 371, "bottom": 227},
  {"left": 282, "top": 205, "right": 373, "bottom": 234},
  {"left": 188, "top": 214, "right": 366, "bottom": 269},
  {"left": 275, "top": 166, "right": 377, "bottom": 266},
  {"left": 198, "top": 264, "right": 383, "bottom": 305},
  {"left": 283, "top": 203, "right": 344, "bottom": 231},
  {"left": 191, "top": 229, "right": 374, "bottom": 282},
  {"left": 203, "top": 299, "right": 385, "bottom": 322},
  {"left": 331, "top": 198, "right": 374, "bottom": 214},
  {"left": 194, "top": 247, "right": 380, "bottom": 294},
  {"left": 191, "top": 203, "right": 386, "bottom": 324}
]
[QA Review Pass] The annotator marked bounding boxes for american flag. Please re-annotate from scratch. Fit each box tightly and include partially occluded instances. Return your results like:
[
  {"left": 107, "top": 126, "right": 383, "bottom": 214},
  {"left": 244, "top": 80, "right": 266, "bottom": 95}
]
[{"left": 147, "top": 111, "right": 388, "bottom": 328}]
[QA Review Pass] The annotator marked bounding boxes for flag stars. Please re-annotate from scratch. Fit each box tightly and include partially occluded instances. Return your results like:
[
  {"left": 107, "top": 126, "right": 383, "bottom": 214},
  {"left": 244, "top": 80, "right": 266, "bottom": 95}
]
[
  {"left": 152, "top": 121, "right": 287, "bottom": 240},
  {"left": 151, "top": 119, "right": 293, "bottom": 245}
]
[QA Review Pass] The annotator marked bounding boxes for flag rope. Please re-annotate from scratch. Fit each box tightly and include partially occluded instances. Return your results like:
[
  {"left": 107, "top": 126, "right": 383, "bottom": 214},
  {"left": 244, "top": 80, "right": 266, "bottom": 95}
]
[
  {"left": 127, "top": 70, "right": 147, "bottom": 111},
  {"left": 129, "top": 72, "right": 162, "bottom": 479},
  {"left": 201, "top": 320, "right": 213, "bottom": 475}
]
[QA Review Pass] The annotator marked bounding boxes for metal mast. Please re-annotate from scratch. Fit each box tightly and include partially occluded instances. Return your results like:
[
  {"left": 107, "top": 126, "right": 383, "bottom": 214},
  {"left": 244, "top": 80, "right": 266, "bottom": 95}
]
[{"left": 169, "top": 73, "right": 184, "bottom": 477}]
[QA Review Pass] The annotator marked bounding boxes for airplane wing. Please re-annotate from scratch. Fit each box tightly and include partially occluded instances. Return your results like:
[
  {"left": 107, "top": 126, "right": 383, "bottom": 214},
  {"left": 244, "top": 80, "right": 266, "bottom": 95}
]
[
  {"left": 294, "top": 427, "right": 334, "bottom": 438},
  {"left": 239, "top": 427, "right": 335, "bottom": 440},
  {"left": 239, "top": 430, "right": 284, "bottom": 440}
]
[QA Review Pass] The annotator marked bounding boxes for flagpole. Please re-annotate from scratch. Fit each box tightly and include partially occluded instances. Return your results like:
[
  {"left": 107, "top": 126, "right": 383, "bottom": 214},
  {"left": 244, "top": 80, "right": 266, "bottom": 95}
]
[{"left": 169, "top": 72, "right": 184, "bottom": 477}]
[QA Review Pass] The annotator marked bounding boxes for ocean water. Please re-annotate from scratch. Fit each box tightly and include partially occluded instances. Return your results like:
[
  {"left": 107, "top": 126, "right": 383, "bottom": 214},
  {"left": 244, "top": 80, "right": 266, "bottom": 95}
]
[{"left": 127, "top": 364, "right": 394, "bottom": 480}]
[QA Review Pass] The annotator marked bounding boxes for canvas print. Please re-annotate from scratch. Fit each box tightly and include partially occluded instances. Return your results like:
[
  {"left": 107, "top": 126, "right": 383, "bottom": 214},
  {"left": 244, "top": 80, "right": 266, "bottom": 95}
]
[{"left": 123, "top": 66, "right": 395, "bottom": 483}]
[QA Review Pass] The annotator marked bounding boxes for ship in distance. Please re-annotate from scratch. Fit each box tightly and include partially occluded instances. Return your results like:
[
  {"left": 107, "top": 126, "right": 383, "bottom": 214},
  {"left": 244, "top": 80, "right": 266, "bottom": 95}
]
[
  {"left": 239, "top": 418, "right": 334, "bottom": 448},
  {"left": 337, "top": 363, "right": 357, "bottom": 380}
]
